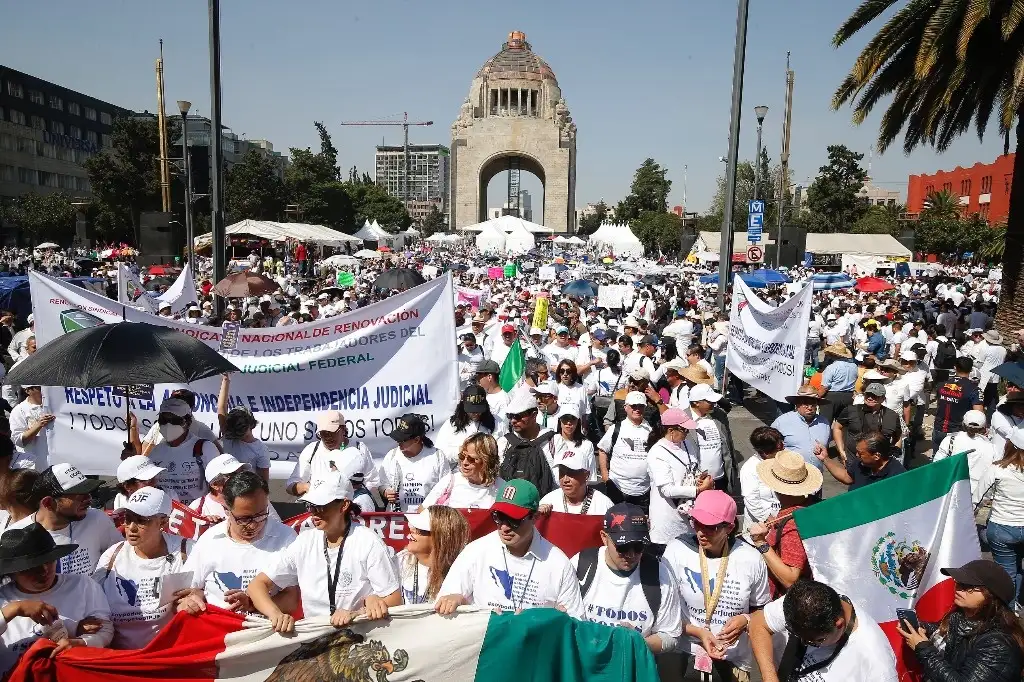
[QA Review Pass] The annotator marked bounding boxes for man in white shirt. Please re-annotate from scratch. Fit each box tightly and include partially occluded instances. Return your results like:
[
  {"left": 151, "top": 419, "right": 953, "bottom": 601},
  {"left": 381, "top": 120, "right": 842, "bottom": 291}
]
[
  {"left": 457, "top": 333, "right": 485, "bottom": 389},
  {"left": 475, "top": 359, "right": 510, "bottom": 418},
  {"left": 749, "top": 579, "right": 898, "bottom": 682},
  {"left": 597, "top": 391, "right": 654, "bottom": 509},
  {"left": 6, "top": 464, "right": 123, "bottom": 576},
  {"left": 538, "top": 450, "right": 613, "bottom": 515},
  {"left": 542, "top": 326, "right": 579, "bottom": 371},
  {"left": 662, "top": 310, "right": 696, "bottom": 349},
  {"left": 286, "top": 410, "right": 379, "bottom": 497},
  {"left": 145, "top": 398, "right": 221, "bottom": 505},
  {"left": 572, "top": 504, "right": 683, "bottom": 652},
  {"left": 434, "top": 479, "right": 585, "bottom": 618}
]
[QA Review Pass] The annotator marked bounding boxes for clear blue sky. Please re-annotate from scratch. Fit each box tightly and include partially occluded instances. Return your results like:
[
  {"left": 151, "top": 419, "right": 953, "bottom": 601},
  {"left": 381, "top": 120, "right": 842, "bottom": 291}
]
[{"left": 1, "top": 0, "right": 1006, "bottom": 217}]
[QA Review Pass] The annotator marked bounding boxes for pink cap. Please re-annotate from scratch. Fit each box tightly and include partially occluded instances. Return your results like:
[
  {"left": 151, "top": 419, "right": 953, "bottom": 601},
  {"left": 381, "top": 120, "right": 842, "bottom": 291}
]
[
  {"left": 690, "top": 490, "right": 737, "bottom": 526},
  {"left": 661, "top": 408, "right": 697, "bottom": 430}
]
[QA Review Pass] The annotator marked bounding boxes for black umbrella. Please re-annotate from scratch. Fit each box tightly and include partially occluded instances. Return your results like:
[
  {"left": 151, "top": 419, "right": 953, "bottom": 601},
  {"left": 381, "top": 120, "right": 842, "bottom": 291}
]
[
  {"left": 5, "top": 321, "right": 239, "bottom": 388},
  {"left": 993, "top": 362, "right": 1024, "bottom": 388},
  {"left": 372, "top": 268, "right": 425, "bottom": 291}
]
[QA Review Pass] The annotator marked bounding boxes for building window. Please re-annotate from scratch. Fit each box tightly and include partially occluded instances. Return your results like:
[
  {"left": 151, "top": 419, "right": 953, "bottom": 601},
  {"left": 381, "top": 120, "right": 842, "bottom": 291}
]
[
  {"left": 84, "top": 107, "right": 96, "bottom": 121},
  {"left": 59, "top": 174, "right": 76, "bottom": 190},
  {"left": 17, "top": 138, "right": 34, "bottom": 155},
  {"left": 925, "top": 184, "right": 934, "bottom": 194},
  {"left": 68, "top": 102, "right": 80, "bottom": 116},
  {"left": 86, "top": 130, "right": 98, "bottom": 145},
  {"left": 99, "top": 112, "right": 112, "bottom": 125},
  {"left": 49, "top": 120, "right": 64, "bottom": 135},
  {"left": 42, "top": 143, "right": 57, "bottom": 159},
  {"left": 0, "top": 134, "right": 11, "bottom": 151},
  {"left": 30, "top": 115, "right": 44, "bottom": 130},
  {"left": 101, "top": 133, "right": 111, "bottom": 148},
  {"left": 48, "top": 95, "right": 63, "bottom": 111},
  {"left": 0, "top": 106, "right": 4, "bottom": 122},
  {"left": 0, "top": 165, "right": 14, "bottom": 182},
  {"left": 981, "top": 175, "right": 992, "bottom": 193},
  {"left": 17, "top": 167, "right": 36, "bottom": 185},
  {"left": 69, "top": 125, "right": 81, "bottom": 139},
  {"left": 6, "top": 81, "right": 23, "bottom": 98},
  {"left": 9, "top": 109, "right": 25, "bottom": 126},
  {"left": 75, "top": 176, "right": 89, "bottom": 192},
  {"left": 942, "top": 182, "right": 952, "bottom": 192},
  {"left": 28, "top": 90, "right": 44, "bottom": 105},
  {"left": 38, "top": 171, "right": 58, "bottom": 188}
]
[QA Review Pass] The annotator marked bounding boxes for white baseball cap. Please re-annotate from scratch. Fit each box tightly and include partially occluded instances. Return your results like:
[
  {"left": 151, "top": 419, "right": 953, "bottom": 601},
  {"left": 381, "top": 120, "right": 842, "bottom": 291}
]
[
  {"left": 505, "top": 392, "right": 538, "bottom": 415},
  {"left": 117, "top": 486, "right": 172, "bottom": 517},
  {"left": 624, "top": 391, "right": 647, "bottom": 407},
  {"left": 554, "top": 449, "right": 590, "bottom": 472},
  {"left": 531, "top": 382, "right": 559, "bottom": 397},
  {"left": 159, "top": 398, "right": 191, "bottom": 417},
  {"left": 962, "top": 411, "right": 987, "bottom": 428},
  {"left": 300, "top": 471, "right": 354, "bottom": 505},
  {"left": 116, "top": 455, "right": 166, "bottom": 483},
  {"left": 689, "top": 384, "right": 723, "bottom": 403},
  {"left": 405, "top": 511, "right": 431, "bottom": 533},
  {"left": 205, "top": 453, "right": 247, "bottom": 482},
  {"left": 900, "top": 350, "right": 919, "bottom": 362},
  {"left": 259, "top": 295, "right": 273, "bottom": 303}
]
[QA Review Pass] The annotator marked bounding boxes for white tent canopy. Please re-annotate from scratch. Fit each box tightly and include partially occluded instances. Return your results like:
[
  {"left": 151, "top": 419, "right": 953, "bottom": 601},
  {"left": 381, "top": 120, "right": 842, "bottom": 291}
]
[
  {"left": 566, "top": 236, "right": 586, "bottom": 245},
  {"left": 353, "top": 220, "right": 397, "bottom": 243},
  {"left": 475, "top": 224, "right": 507, "bottom": 252},
  {"left": 194, "top": 219, "right": 361, "bottom": 248},
  {"left": 353, "top": 249, "right": 382, "bottom": 259},
  {"left": 461, "top": 215, "right": 549, "bottom": 234},
  {"left": 504, "top": 225, "right": 536, "bottom": 254},
  {"left": 322, "top": 254, "right": 361, "bottom": 268},
  {"left": 588, "top": 222, "right": 644, "bottom": 258}
]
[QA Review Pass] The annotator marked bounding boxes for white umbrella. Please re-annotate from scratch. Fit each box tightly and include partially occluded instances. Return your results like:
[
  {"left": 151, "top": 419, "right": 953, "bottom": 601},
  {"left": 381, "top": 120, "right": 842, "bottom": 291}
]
[
  {"left": 322, "top": 254, "right": 361, "bottom": 268},
  {"left": 354, "top": 249, "right": 382, "bottom": 259},
  {"left": 35, "top": 242, "right": 59, "bottom": 249}
]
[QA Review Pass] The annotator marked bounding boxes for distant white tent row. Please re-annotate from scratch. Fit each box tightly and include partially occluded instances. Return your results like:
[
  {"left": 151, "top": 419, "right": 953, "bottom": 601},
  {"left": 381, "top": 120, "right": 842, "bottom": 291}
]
[
  {"left": 588, "top": 222, "right": 644, "bottom": 258},
  {"left": 472, "top": 220, "right": 536, "bottom": 254},
  {"left": 461, "top": 215, "right": 549, "bottom": 234},
  {"left": 194, "top": 219, "right": 362, "bottom": 249},
  {"left": 425, "top": 233, "right": 465, "bottom": 244},
  {"left": 353, "top": 220, "right": 399, "bottom": 243}
]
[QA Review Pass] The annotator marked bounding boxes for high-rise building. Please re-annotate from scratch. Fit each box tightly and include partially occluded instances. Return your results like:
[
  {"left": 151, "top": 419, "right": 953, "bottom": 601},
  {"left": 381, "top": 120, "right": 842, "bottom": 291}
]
[
  {"left": 375, "top": 144, "right": 450, "bottom": 225},
  {"left": 488, "top": 190, "right": 533, "bottom": 222}
]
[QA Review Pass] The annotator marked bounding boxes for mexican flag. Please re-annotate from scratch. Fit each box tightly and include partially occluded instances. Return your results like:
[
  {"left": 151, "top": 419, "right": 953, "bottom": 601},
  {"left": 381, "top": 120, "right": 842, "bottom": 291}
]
[
  {"left": 794, "top": 454, "right": 980, "bottom": 677},
  {"left": 499, "top": 338, "right": 526, "bottom": 392},
  {"left": 9, "top": 605, "right": 658, "bottom": 682}
]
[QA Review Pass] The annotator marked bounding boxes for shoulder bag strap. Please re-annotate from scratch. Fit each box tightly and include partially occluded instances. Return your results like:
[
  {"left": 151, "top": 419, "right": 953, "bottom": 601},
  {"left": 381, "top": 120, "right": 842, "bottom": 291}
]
[
  {"left": 575, "top": 547, "right": 600, "bottom": 598},
  {"left": 106, "top": 541, "right": 125, "bottom": 571}
]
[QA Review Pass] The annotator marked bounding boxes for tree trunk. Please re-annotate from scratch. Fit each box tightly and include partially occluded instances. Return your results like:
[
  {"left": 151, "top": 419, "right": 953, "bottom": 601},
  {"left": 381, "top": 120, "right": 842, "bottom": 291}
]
[{"left": 994, "top": 113, "right": 1024, "bottom": 335}]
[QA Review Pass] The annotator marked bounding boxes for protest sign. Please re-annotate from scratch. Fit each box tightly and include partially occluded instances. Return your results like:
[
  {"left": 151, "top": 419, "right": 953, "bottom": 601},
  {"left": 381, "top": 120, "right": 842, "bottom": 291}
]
[
  {"left": 116, "top": 265, "right": 156, "bottom": 314},
  {"left": 156, "top": 263, "right": 199, "bottom": 316},
  {"left": 596, "top": 284, "right": 626, "bottom": 310},
  {"left": 725, "top": 275, "right": 812, "bottom": 403},
  {"left": 531, "top": 292, "right": 549, "bottom": 331},
  {"left": 29, "top": 271, "right": 459, "bottom": 479},
  {"left": 487, "top": 266, "right": 503, "bottom": 280},
  {"left": 455, "top": 286, "right": 484, "bottom": 310},
  {"left": 538, "top": 266, "right": 556, "bottom": 281}
]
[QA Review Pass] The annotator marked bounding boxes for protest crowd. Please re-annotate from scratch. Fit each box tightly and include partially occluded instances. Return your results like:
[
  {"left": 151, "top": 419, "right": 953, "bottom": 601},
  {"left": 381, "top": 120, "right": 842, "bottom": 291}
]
[{"left": 0, "top": 237, "right": 1023, "bottom": 682}]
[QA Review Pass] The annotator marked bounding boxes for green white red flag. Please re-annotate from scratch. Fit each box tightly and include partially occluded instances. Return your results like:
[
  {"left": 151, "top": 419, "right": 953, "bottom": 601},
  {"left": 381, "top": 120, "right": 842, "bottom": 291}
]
[{"left": 794, "top": 454, "right": 980, "bottom": 679}]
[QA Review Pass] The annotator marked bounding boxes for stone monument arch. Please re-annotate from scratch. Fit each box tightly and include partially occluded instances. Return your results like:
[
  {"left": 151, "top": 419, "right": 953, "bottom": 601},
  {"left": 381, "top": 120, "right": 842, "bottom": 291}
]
[{"left": 450, "top": 31, "right": 576, "bottom": 232}]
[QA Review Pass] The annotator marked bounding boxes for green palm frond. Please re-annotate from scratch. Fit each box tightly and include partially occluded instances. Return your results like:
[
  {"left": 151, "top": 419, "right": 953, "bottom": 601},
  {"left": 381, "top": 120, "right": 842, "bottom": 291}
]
[
  {"left": 1003, "top": 0, "right": 1024, "bottom": 39},
  {"left": 957, "top": 0, "right": 992, "bottom": 59},
  {"left": 916, "top": 0, "right": 967, "bottom": 76},
  {"left": 834, "top": 0, "right": 902, "bottom": 46}
]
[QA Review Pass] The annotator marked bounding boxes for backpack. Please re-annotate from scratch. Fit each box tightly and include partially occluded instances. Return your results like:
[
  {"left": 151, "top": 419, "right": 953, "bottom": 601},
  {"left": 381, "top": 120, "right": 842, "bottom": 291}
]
[
  {"left": 500, "top": 431, "right": 557, "bottom": 497},
  {"left": 575, "top": 547, "right": 662, "bottom": 624},
  {"left": 934, "top": 339, "right": 957, "bottom": 370},
  {"left": 192, "top": 439, "right": 209, "bottom": 488}
]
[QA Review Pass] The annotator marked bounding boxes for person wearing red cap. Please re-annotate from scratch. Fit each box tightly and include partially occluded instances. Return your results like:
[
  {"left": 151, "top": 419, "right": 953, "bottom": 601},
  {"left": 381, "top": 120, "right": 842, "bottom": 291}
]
[
  {"left": 486, "top": 323, "right": 519, "bottom": 368},
  {"left": 662, "top": 489, "right": 770, "bottom": 679}
]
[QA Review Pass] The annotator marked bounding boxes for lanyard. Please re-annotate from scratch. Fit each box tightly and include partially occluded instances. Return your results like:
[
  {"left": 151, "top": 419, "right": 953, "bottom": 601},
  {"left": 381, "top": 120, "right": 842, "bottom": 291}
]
[
  {"left": 502, "top": 548, "right": 537, "bottom": 612},
  {"left": 563, "top": 489, "right": 592, "bottom": 514},
  {"left": 698, "top": 542, "right": 730, "bottom": 629},
  {"left": 323, "top": 526, "right": 349, "bottom": 614}
]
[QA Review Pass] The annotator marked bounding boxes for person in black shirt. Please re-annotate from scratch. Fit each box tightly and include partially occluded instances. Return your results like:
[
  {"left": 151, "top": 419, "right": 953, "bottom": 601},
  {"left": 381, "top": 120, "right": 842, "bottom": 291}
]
[
  {"left": 831, "top": 384, "right": 902, "bottom": 461},
  {"left": 932, "top": 356, "right": 984, "bottom": 454},
  {"left": 816, "top": 431, "right": 906, "bottom": 491}
]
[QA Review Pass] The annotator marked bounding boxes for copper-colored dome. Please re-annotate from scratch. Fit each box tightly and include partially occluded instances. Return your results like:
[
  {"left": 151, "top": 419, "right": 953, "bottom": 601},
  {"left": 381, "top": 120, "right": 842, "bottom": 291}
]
[{"left": 476, "top": 31, "right": 557, "bottom": 84}]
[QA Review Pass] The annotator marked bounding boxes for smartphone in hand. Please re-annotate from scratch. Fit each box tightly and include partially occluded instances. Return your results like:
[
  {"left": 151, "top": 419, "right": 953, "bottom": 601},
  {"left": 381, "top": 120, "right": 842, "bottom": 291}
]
[{"left": 896, "top": 608, "right": 920, "bottom": 631}]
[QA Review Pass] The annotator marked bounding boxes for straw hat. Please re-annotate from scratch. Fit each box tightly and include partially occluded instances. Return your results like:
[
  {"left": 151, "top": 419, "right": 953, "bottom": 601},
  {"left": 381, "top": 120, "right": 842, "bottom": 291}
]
[
  {"left": 823, "top": 342, "right": 852, "bottom": 359},
  {"left": 680, "top": 365, "right": 715, "bottom": 386},
  {"left": 756, "top": 450, "right": 823, "bottom": 497}
]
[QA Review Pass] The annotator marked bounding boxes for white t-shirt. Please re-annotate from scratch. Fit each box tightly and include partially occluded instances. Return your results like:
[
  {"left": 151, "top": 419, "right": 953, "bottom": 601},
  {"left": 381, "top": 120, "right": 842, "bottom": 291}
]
[
  {"left": 761, "top": 595, "right": 898, "bottom": 681},
  {"left": 647, "top": 439, "right": 702, "bottom": 544},
  {"left": 689, "top": 410, "right": 726, "bottom": 480},
  {"left": 571, "top": 547, "right": 683, "bottom": 639},
  {"left": 539, "top": 488, "right": 614, "bottom": 515},
  {"left": 92, "top": 534, "right": 188, "bottom": 649},
  {"left": 0, "top": 574, "right": 110, "bottom": 674},
  {"left": 393, "top": 549, "right": 431, "bottom": 605},
  {"left": 597, "top": 420, "right": 653, "bottom": 495},
  {"left": 6, "top": 509, "right": 123, "bottom": 576},
  {"left": 422, "top": 472, "right": 506, "bottom": 509},
  {"left": 7, "top": 400, "right": 51, "bottom": 471},
  {"left": 286, "top": 440, "right": 380, "bottom": 493},
  {"left": 556, "top": 383, "right": 591, "bottom": 419},
  {"left": 220, "top": 438, "right": 272, "bottom": 472},
  {"left": 438, "top": 529, "right": 585, "bottom": 619},
  {"left": 661, "top": 538, "right": 770, "bottom": 671},
  {"left": 264, "top": 524, "right": 399, "bottom": 617},
  {"left": 740, "top": 455, "right": 781, "bottom": 528},
  {"left": 377, "top": 446, "right": 449, "bottom": 512},
  {"left": 147, "top": 435, "right": 221, "bottom": 504},
  {"left": 184, "top": 519, "right": 297, "bottom": 608}
]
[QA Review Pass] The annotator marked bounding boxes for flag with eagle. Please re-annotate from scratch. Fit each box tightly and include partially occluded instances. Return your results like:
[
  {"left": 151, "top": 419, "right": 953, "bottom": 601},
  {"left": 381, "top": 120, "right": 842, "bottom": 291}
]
[{"left": 8, "top": 605, "right": 658, "bottom": 682}]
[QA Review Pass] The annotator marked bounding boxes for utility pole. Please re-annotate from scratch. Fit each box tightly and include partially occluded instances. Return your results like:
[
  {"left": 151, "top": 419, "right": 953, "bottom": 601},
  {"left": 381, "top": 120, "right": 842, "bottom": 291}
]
[
  {"left": 155, "top": 40, "right": 171, "bottom": 212},
  {"left": 717, "top": 0, "right": 751, "bottom": 312},
  {"left": 776, "top": 54, "right": 795, "bottom": 267},
  {"left": 208, "top": 0, "right": 226, "bottom": 313},
  {"left": 752, "top": 105, "right": 769, "bottom": 202}
]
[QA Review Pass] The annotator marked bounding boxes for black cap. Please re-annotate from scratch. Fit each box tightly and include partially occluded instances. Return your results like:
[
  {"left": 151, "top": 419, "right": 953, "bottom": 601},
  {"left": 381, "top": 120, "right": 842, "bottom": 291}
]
[
  {"left": 389, "top": 413, "right": 428, "bottom": 442},
  {"left": 603, "top": 503, "right": 650, "bottom": 544},
  {"left": 462, "top": 385, "right": 489, "bottom": 414},
  {"left": 638, "top": 335, "right": 659, "bottom": 347},
  {"left": 942, "top": 560, "right": 1016, "bottom": 605},
  {"left": 0, "top": 523, "right": 78, "bottom": 575},
  {"left": 476, "top": 359, "right": 501, "bottom": 375}
]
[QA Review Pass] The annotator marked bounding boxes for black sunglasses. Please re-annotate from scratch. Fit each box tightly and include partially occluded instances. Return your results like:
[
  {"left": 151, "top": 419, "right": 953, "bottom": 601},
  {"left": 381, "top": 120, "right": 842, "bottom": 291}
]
[
  {"left": 157, "top": 414, "right": 185, "bottom": 426},
  {"left": 507, "top": 409, "right": 536, "bottom": 421},
  {"left": 305, "top": 500, "right": 341, "bottom": 515},
  {"left": 615, "top": 541, "right": 647, "bottom": 555},
  {"left": 492, "top": 510, "right": 526, "bottom": 529}
]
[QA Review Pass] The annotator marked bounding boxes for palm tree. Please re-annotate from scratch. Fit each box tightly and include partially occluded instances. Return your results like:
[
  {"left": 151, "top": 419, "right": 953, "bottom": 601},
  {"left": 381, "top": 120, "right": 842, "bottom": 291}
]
[
  {"left": 832, "top": 0, "right": 1024, "bottom": 332},
  {"left": 921, "top": 188, "right": 962, "bottom": 219}
]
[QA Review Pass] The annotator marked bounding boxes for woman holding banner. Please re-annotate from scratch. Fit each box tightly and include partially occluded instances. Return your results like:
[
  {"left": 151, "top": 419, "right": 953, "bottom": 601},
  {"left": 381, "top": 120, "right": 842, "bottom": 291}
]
[
  {"left": 422, "top": 434, "right": 505, "bottom": 510},
  {"left": 394, "top": 506, "right": 470, "bottom": 605}
]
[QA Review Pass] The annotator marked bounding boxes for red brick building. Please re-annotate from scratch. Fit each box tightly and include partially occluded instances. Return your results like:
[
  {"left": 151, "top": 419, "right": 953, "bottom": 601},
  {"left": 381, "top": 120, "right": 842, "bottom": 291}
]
[{"left": 906, "top": 153, "right": 1014, "bottom": 224}]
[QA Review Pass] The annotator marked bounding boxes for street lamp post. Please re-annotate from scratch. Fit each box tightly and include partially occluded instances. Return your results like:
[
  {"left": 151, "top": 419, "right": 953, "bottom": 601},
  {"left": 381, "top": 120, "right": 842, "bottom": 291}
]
[
  {"left": 176, "top": 100, "right": 193, "bottom": 266},
  {"left": 752, "top": 105, "right": 768, "bottom": 203}
]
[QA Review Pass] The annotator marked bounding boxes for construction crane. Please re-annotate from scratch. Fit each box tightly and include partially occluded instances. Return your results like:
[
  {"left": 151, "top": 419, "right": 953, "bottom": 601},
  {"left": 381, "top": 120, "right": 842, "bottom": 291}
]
[{"left": 339, "top": 112, "right": 433, "bottom": 206}]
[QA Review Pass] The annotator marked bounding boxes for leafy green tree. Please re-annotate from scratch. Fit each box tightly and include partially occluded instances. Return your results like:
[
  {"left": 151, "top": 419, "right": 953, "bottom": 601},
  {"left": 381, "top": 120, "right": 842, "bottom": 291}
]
[
  {"left": 578, "top": 201, "right": 607, "bottom": 235},
  {"left": 420, "top": 204, "right": 445, "bottom": 237},
  {"left": 285, "top": 123, "right": 351, "bottom": 229},
  {"left": 1, "top": 192, "right": 77, "bottom": 243},
  {"left": 707, "top": 153, "right": 785, "bottom": 237},
  {"left": 832, "top": 0, "right": 1023, "bottom": 330},
  {"left": 620, "top": 159, "right": 671, "bottom": 222},
  {"left": 851, "top": 204, "right": 900, "bottom": 236},
  {"left": 343, "top": 181, "right": 411, "bottom": 232},
  {"left": 802, "top": 144, "right": 868, "bottom": 232},
  {"left": 225, "top": 150, "right": 286, "bottom": 223},
  {"left": 632, "top": 211, "right": 684, "bottom": 255},
  {"left": 921, "top": 189, "right": 961, "bottom": 220}
]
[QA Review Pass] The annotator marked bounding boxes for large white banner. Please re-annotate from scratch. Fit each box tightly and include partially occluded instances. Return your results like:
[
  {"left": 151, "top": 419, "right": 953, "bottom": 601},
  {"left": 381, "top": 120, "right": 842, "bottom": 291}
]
[
  {"left": 116, "top": 264, "right": 157, "bottom": 313},
  {"left": 30, "top": 271, "right": 459, "bottom": 478},
  {"left": 725, "top": 275, "right": 813, "bottom": 402},
  {"left": 156, "top": 262, "right": 200, "bottom": 315},
  {"left": 116, "top": 263, "right": 198, "bottom": 317}
]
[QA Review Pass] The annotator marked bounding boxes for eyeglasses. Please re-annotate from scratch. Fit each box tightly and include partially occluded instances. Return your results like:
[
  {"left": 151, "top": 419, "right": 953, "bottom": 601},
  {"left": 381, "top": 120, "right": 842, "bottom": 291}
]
[
  {"left": 123, "top": 511, "right": 158, "bottom": 526},
  {"left": 786, "top": 626, "right": 831, "bottom": 647},
  {"left": 864, "top": 394, "right": 882, "bottom": 401},
  {"left": 692, "top": 520, "right": 731, "bottom": 533},
  {"left": 614, "top": 541, "right": 646, "bottom": 555},
  {"left": 953, "top": 581, "right": 982, "bottom": 593},
  {"left": 457, "top": 454, "right": 482, "bottom": 465},
  {"left": 229, "top": 510, "right": 270, "bottom": 527},
  {"left": 157, "top": 414, "right": 185, "bottom": 426},
  {"left": 492, "top": 510, "right": 526, "bottom": 529},
  {"left": 626, "top": 403, "right": 645, "bottom": 411},
  {"left": 304, "top": 500, "right": 341, "bottom": 515},
  {"left": 559, "top": 368, "right": 574, "bottom": 375},
  {"left": 507, "top": 409, "right": 536, "bottom": 422}
]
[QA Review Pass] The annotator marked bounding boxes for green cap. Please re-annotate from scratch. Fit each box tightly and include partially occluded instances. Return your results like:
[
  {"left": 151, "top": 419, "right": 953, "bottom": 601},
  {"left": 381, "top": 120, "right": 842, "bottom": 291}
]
[{"left": 491, "top": 479, "right": 540, "bottom": 520}]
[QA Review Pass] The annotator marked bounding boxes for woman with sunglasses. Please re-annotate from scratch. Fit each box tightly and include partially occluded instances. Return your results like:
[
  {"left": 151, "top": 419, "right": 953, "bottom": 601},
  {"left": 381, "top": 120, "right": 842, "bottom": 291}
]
[
  {"left": 395, "top": 506, "right": 470, "bottom": 604},
  {"left": 433, "top": 386, "right": 499, "bottom": 467},
  {"left": 544, "top": 405, "right": 596, "bottom": 480},
  {"left": 647, "top": 408, "right": 712, "bottom": 549},
  {"left": 379, "top": 413, "right": 448, "bottom": 513},
  {"left": 662, "top": 490, "right": 770, "bottom": 680},
  {"left": 422, "top": 434, "right": 505, "bottom": 509},
  {"left": 555, "top": 360, "right": 590, "bottom": 433},
  {"left": 247, "top": 472, "right": 401, "bottom": 633},
  {"left": 94, "top": 488, "right": 188, "bottom": 649},
  {"left": 898, "top": 559, "right": 1024, "bottom": 682}
]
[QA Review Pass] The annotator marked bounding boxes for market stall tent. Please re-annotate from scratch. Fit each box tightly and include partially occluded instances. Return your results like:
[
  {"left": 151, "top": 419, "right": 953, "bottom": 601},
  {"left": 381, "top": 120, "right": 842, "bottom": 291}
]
[{"left": 194, "top": 219, "right": 361, "bottom": 249}]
